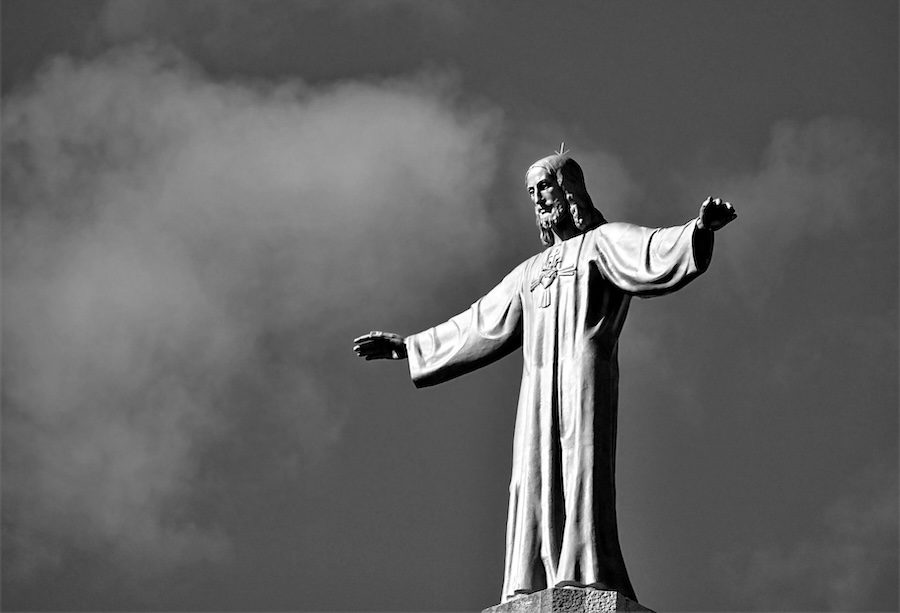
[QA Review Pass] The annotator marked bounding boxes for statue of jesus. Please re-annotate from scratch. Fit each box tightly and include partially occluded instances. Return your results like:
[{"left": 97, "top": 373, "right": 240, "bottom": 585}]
[{"left": 353, "top": 152, "right": 737, "bottom": 603}]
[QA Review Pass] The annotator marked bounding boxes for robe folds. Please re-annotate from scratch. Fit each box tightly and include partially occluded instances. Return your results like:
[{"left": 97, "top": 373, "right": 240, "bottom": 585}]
[{"left": 404, "top": 220, "right": 714, "bottom": 602}]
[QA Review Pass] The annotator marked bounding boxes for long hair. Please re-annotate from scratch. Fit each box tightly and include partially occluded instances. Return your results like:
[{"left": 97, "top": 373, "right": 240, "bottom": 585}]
[{"left": 534, "top": 157, "right": 606, "bottom": 248}]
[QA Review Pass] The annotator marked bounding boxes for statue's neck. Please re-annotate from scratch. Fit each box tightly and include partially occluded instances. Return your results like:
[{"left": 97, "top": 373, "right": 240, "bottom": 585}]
[
  {"left": 550, "top": 219, "right": 582, "bottom": 245},
  {"left": 550, "top": 211, "right": 606, "bottom": 246}
]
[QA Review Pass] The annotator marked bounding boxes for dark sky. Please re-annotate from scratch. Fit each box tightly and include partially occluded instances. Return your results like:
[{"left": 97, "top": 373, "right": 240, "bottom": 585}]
[{"left": 2, "top": 1, "right": 897, "bottom": 612}]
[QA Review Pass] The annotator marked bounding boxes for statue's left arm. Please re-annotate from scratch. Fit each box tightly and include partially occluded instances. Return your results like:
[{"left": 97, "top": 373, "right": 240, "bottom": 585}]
[{"left": 591, "top": 197, "right": 736, "bottom": 297}]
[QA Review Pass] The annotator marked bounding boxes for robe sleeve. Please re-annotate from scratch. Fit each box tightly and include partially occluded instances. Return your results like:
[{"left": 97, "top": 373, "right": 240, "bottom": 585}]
[
  {"left": 589, "top": 219, "right": 714, "bottom": 297},
  {"left": 405, "top": 263, "right": 525, "bottom": 388}
]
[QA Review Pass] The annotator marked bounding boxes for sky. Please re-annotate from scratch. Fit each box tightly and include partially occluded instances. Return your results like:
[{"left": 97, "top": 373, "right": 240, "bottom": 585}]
[{"left": 1, "top": 1, "right": 897, "bottom": 612}]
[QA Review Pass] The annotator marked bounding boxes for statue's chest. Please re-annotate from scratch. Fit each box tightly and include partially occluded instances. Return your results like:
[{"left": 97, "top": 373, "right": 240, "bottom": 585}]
[{"left": 528, "top": 236, "right": 584, "bottom": 309}]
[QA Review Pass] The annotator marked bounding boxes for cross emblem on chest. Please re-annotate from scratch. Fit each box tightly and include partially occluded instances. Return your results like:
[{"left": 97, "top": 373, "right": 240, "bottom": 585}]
[{"left": 530, "top": 246, "right": 576, "bottom": 308}]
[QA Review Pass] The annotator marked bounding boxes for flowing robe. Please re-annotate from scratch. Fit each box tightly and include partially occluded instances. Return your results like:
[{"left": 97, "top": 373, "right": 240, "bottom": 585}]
[{"left": 404, "top": 220, "right": 714, "bottom": 602}]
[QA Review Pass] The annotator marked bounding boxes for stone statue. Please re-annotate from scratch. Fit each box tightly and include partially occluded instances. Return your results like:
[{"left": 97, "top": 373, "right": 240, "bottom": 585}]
[{"left": 353, "top": 152, "right": 736, "bottom": 604}]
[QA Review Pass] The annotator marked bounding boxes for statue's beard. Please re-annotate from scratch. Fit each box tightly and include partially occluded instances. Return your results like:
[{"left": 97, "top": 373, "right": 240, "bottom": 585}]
[{"left": 538, "top": 201, "right": 568, "bottom": 231}]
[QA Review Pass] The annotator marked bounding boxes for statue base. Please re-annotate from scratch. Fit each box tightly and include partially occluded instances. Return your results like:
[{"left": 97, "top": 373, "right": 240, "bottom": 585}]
[{"left": 483, "top": 587, "right": 655, "bottom": 613}]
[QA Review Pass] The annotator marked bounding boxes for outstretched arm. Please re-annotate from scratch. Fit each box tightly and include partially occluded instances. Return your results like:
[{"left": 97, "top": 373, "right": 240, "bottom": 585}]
[
  {"left": 355, "top": 262, "right": 525, "bottom": 387},
  {"left": 353, "top": 331, "right": 407, "bottom": 360},
  {"left": 589, "top": 196, "right": 737, "bottom": 297}
]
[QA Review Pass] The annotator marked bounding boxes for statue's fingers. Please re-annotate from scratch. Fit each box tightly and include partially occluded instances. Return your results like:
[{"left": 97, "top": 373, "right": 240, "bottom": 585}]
[
  {"left": 355, "top": 332, "right": 390, "bottom": 344},
  {"left": 355, "top": 342, "right": 383, "bottom": 355}
]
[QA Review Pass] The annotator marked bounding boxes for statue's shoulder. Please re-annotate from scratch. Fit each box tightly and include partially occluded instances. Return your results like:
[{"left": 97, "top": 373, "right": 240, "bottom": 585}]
[
  {"left": 595, "top": 221, "right": 641, "bottom": 234},
  {"left": 516, "top": 252, "right": 543, "bottom": 277},
  {"left": 507, "top": 250, "right": 549, "bottom": 287},
  {"left": 498, "top": 256, "right": 537, "bottom": 283},
  {"left": 523, "top": 250, "right": 546, "bottom": 265},
  {"left": 590, "top": 221, "right": 640, "bottom": 242}
]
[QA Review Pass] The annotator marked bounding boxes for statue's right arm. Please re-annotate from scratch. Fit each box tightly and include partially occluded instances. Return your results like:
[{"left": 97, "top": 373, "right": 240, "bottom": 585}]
[
  {"left": 353, "top": 261, "right": 525, "bottom": 385},
  {"left": 404, "top": 263, "right": 526, "bottom": 388},
  {"left": 353, "top": 331, "right": 407, "bottom": 360}
]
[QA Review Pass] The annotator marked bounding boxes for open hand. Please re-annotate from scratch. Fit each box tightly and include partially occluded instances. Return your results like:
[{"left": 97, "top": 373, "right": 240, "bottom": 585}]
[
  {"left": 353, "top": 331, "right": 407, "bottom": 360},
  {"left": 697, "top": 197, "right": 737, "bottom": 231}
]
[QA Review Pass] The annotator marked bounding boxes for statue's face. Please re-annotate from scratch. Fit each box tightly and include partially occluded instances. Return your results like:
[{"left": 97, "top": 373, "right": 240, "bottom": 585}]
[{"left": 526, "top": 166, "right": 568, "bottom": 230}]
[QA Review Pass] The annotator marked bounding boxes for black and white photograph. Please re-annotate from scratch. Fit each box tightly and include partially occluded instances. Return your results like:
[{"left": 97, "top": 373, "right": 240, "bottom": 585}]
[{"left": 2, "top": 2, "right": 897, "bottom": 612}]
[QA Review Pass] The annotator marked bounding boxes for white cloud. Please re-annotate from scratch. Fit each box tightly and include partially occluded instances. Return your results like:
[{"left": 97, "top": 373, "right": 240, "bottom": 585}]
[
  {"left": 2, "top": 46, "right": 501, "bottom": 582},
  {"left": 708, "top": 117, "right": 895, "bottom": 308}
]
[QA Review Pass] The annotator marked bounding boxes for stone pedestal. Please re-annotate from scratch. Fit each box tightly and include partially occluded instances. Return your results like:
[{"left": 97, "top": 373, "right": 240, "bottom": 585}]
[{"left": 483, "top": 587, "right": 655, "bottom": 613}]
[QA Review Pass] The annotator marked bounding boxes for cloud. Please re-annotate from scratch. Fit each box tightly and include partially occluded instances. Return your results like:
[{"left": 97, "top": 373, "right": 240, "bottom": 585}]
[
  {"left": 2, "top": 46, "right": 501, "bottom": 583},
  {"left": 715, "top": 461, "right": 898, "bottom": 611},
  {"left": 703, "top": 117, "right": 896, "bottom": 307},
  {"left": 613, "top": 116, "right": 898, "bottom": 426}
]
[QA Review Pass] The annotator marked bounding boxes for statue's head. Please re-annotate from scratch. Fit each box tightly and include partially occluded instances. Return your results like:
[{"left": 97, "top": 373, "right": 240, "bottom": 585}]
[{"left": 526, "top": 153, "right": 606, "bottom": 248}]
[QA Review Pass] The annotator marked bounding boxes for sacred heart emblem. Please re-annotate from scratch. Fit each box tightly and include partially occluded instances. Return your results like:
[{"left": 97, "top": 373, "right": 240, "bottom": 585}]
[{"left": 530, "top": 247, "right": 575, "bottom": 308}]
